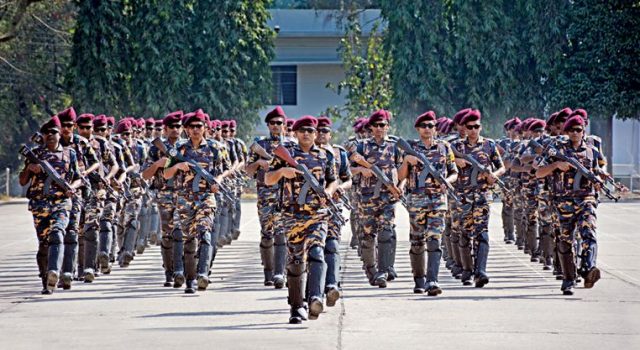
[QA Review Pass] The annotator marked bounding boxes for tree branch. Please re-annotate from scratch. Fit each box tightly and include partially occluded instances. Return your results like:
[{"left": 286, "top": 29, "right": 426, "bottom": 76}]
[{"left": 0, "top": 0, "right": 43, "bottom": 43}]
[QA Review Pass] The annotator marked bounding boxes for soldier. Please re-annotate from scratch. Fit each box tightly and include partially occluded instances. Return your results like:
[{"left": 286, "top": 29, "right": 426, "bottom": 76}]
[
  {"left": 218, "top": 120, "right": 238, "bottom": 245},
  {"left": 164, "top": 109, "right": 230, "bottom": 293},
  {"left": 447, "top": 108, "right": 471, "bottom": 279},
  {"left": 142, "top": 111, "right": 184, "bottom": 287},
  {"left": 285, "top": 118, "right": 296, "bottom": 139},
  {"left": 496, "top": 117, "right": 521, "bottom": 245},
  {"left": 535, "top": 115, "right": 602, "bottom": 295},
  {"left": 451, "top": 109, "right": 505, "bottom": 287},
  {"left": 398, "top": 111, "right": 458, "bottom": 295},
  {"left": 153, "top": 119, "right": 164, "bottom": 139},
  {"left": 315, "top": 116, "right": 352, "bottom": 306},
  {"left": 19, "top": 116, "right": 82, "bottom": 294},
  {"left": 350, "top": 110, "right": 403, "bottom": 288},
  {"left": 245, "top": 107, "right": 288, "bottom": 288},
  {"left": 265, "top": 116, "right": 338, "bottom": 323},
  {"left": 91, "top": 115, "right": 121, "bottom": 275},
  {"left": 228, "top": 120, "right": 248, "bottom": 240},
  {"left": 344, "top": 118, "right": 367, "bottom": 252}
]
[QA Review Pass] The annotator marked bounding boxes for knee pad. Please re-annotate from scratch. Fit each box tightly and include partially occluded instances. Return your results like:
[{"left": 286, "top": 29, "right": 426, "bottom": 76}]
[
  {"left": 172, "top": 228, "right": 183, "bottom": 242},
  {"left": 274, "top": 232, "right": 286, "bottom": 246},
  {"left": 324, "top": 238, "right": 340, "bottom": 254},
  {"left": 99, "top": 220, "right": 112, "bottom": 233},
  {"left": 409, "top": 244, "right": 425, "bottom": 255},
  {"left": 307, "top": 245, "right": 325, "bottom": 263},
  {"left": 161, "top": 236, "right": 173, "bottom": 249},
  {"left": 128, "top": 219, "right": 139, "bottom": 231},
  {"left": 378, "top": 230, "right": 394, "bottom": 244},
  {"left": 260, "top": 237, "right": 274, "bottom": 249},
  {"left": 286, "top": 260, "right": 305, "bottom": 277},
  {"left": 477, "top": 232, "right": 489, "bottom": 244},
  {"left": 557, "top": 240, "right": 573, "bottom": 255},
  {"left": 184, "top": 239, "right": 197, "bottom": 254},
  {"left": 199, "top": 231, "right": 212, "bottom": 246},
  {"left": 64, "top": 230, "right": 78, "bottom": 244},
  {"left": 47, "top": 230, "right": 64, "bottom": 245},
  {"left": 360, "top": 235, "right": 375, "bottom": 249},
  {"left": 426, "top": 238, "right": 441, "bottom": 252}
]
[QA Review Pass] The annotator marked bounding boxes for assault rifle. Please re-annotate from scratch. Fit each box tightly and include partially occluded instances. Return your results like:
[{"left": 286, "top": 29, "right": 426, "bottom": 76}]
[
  {"left": 345, "top": 144, "right": 408, "bottom": 209},
  {"left": 528, "top": 139, "right": 619, "bottom": 202},
  {"left": 396, "top": 138, "right": 461, "bottom": 203},
  {"left": 152, "top": 137, "right": 234, "bottom": 202},
  {"left": 20, "top": 144, "right": 75, "bottom": 195},
  {"left": 87, "top": 171, "right": 117, "bottom": 197},
  {"left": 272, "top": 145, "right": 347, "bottom": 226},
  {"left": 451, "top": 148, "right": 510, "bottom": 194}
]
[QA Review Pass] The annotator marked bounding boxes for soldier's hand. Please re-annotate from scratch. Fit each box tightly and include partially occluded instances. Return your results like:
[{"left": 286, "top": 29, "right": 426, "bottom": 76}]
[
  {"left": 210, "top": 184, "right": 220, "bottom": 193},
  {"left": 281, "top": 167, "right": 301, "bottom": 179},
  {"left": 258, "top": 159, "right": 270, "bottom": 170},
  {"left": 27, "top": 163, "right": 42, "bottom": 174},
  {"left": 360, "top": 168, "right": 374, "bottom": 178},
  {"left": 65, "top": 189, "right": 76, "bottom": 197},
  {"left": 454, "top": 159, "right": 467, "bottom": 168},
  {"left": 404, "top": 155, "right": 419, "bottom": 166},
  {"left": 176, "top": 162, "right": 191, "bottom": 172},
  {"left": 555, "top": 161, "right": 571, "bottom": 172},
  {"left": 486, "top": 173, "right": 498, "bottom": 185}
]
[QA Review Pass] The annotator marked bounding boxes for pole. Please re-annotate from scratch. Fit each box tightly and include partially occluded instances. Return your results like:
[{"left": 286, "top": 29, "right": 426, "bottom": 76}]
[{"left": 5, "top": 168, "right": 9, "bottom": 197}]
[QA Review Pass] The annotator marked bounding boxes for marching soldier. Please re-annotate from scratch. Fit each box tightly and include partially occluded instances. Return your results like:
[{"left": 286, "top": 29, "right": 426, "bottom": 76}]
[
  {"left": 535, "top": 115, "right": 602, "bottom": 295},
  {"left": 398, "top": 111, "right": 458, "bottom": 295},
  {"left": 245, "top": 107, "right": 288, "bottom": 288},
  {"left": 451, "top": 109, "right": 505, "bottom": 287},
  {"left": 228, "top": 120, "right": 248, "bottom": 241},
  {"left": 19, "top": 116, "right": 82, "bottom": 294},
  {"left": 315, "top": 116, "right": 352, "bottom": 307},
  {"left": 350, "top": 110, "right": 403, "bottom": 288},
  {"left": 164, "top": 109, "right": 230, "bottom": 293},
  {"left": 496, "top": 117, "right": 520, "bottom": 245},
  {"left": 265, "top": 116, "right": 338, "bottom": 323}
]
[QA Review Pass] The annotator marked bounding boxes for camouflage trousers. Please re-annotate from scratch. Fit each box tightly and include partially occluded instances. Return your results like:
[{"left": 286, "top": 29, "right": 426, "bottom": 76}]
[
  {"left": 349, "top": 190, "right": 361, "bottom": 248},
  {"left": 157, "top": 190, "right": 179, "bottom": 276},
  {"left": 449, "top": 192, "right": 465, "bottom": 267},
  {"left": 459, "top": 190, "right": 491, "bottom": 274},
  {"left": 282, "top": 210, "right": 328, "bottom": 264},
  {"left": 177, "top": 192, "right": 217, "bottom": 241},
  {"left": 116, "top": 189, "right": 142, "bottom": 255},
  {"left": 79, "top": 191, "right": 105, "bottom": 273},
  {"left": 555, "top": 196, "right": 598, "bottom": 274},
  {"left": 513, "top": 185, "right": 526, "bottom": 248},
  {"left": 29, "top": 198, "right": 72, "bottom": 276},
  {"left": 358, "top": 192, "right": 397, "bottom": 278},
  {"left": 408, "top": 192, "right": 447, "bottom": 244},
  {"left": 62, "top": 196, "right": 82, "bottom": 276},
  {"left": 256, "top": 187, "right": 282, "bottom": 240},
  {"left": 523, "top": 188, "right": 539, "bottom": 256},
  {"left": 537, "top": 192, "right": 555, "bottom": 260},
  {"left": 501, "top": 179, "right": 515, "bottom": 241}
]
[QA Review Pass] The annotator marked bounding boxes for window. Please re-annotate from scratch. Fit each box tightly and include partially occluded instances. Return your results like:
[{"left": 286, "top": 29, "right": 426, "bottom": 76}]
[{"left": 271, "top": 65, "right": 297, "bottom": 105}]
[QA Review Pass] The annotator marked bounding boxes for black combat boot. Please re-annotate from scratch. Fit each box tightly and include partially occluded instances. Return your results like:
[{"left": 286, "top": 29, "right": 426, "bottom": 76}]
[
  {"left": 426, "top": 239, "right": 443, "bottom": 296},
  {"left": 409, "top": 244, "right": 426, "bottom": 294},
  {"left": 273, "top": 234, "right": 287, "bottom": 289}
]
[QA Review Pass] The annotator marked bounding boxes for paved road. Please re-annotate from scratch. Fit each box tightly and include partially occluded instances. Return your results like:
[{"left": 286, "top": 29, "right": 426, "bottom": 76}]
[{"left": 0, "top": 199, "right": 638, "bottom": 349}]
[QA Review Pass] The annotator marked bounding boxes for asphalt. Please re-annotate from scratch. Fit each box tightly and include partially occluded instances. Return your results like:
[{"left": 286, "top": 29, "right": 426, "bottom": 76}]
[{"left": 0, "top": 199, "right": 638, "bottom": 349}]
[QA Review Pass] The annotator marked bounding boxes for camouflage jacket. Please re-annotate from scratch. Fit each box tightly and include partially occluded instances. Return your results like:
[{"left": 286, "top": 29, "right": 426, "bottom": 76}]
[
  {"left": 405, "top": 139, "right": 457, "bottom": 194},
  {"left": 24, "top": 144, "right": 80, "bottom": 202},
  {"left": 354, "top": 136, "right": 402, "bottom": 196},
  {"left": 167, "top": 138, "right": 229, "bottom": 194},
  {"left": 451, "top": 136, "right": 503, "bottom": 192}
]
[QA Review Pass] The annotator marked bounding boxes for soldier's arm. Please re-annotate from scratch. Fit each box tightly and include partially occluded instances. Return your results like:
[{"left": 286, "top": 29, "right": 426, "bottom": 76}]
[{"left": 18, "top": 161, "right": 33, "bottom": 186}]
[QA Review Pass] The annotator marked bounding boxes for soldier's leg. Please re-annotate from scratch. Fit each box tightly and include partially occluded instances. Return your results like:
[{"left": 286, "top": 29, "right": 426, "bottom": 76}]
[
  {"left": 473, "top": 193, "right": 491, "bottom": 288},
  {"left": 82, "top": 195, "right": 103, "bottom": 282},
  {"left": 577, "top": 199, "right": 600, "bottom": 288},
  {"left": 374, "top": 198, "right": 397, "bottom": 286},
  {"left": 172, "top": 224, "right": 185, "bottom": 288},
  {"left": 306, "top": 218, "right": 328, "bottom": 320},
  {"left": 98, "top": 197, "right": 116, "bottom": 274},
  {"left": 283, "top": 212, "right": 308, "bottom": 324},
  {"left": 257, "top": 199, "right": 276, "bottom": 286},
  {"left": 514, "top": 190, "right": 525, "bottom": 249},
  {"left": 449, "top": 201, "right": 464, "bottom": 278},
  {"left": 31, "top": 203, "right": 50, "bottom": 292},
  {"left": 273, "top": 226, "right": 287, "bottom": 289},
  {"left": 119, "top": 197, "right": 141, "bottom": 267},
  {"left": 45, "top": 202, "right": 71, "bottom": 293},
  {"left": 459, "top": 197, "right": 475, "bottom": 286},
  {"left": 359, "top": 196, "right": 379, "bottom": 286},
  {"left": 556, "top": 200, "right": 578, "bottom": 295},
  {"left": 538, "top": 196, "right": 554, "bottom": 270},
  {"left": 426, "top": 206, "right": 446, "bottom": 295},
  {"left": 149, "top": 200, "right": 160, "bottom": 245},
  {"left": 502, "top": 191, "right": 515, "bottom": 243},
  {"left": 62, "top": 197, "right": 81, "bottom": 288},
  {"left": 136, "top": 198, "right": 150, "bottom": 254},
  {"left": 232, "top": 192, "right": 242, "bottom": 239},
  {"left": 217, "top": 200, "right": 230, "bottom": 246},
  {"left": 324, "top": 236, "right": 341, "bottom": 306},
  {"left": 195, "top": 194, "right": 216, "bottom": 291},
  {"left": 408, "top": 195, "right": 426, "bottom": 294},
  {"left": 158, "top": 193, "right": 175, "bottom": 287},
  {"left": 524, "top": 193, "right": 540, "bottom": 261}
]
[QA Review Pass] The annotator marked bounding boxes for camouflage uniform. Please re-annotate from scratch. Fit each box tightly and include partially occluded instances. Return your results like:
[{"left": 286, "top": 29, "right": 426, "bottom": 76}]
[
  {"left": 269, "top": 142, "right": 336, "bottom": 318},
  {"left": 516, "top": 140, "right": 541, "bottom": 260},
  {"left": 354, "top": 137, "right": 402, "bottom": 287},
  {"left": 405, "top": 139, "right": 457, "bottom": 294},
  {"left": 249, "top": 135, "right": 287, "bottom": 287},
  {"left": 324, "top": 144, "right": 351, "bottom": 302},
  {"left": 168, "top": 138, "right": 228, "bottom": 292},
  {"left": 344, "top": 136, "right": 361, "bottom": 252},
  {"left": 447, "top": 135, "right": 465, "bottom": 278},
  {"left": 229, "top": 137, "right": 248, "bottom": 240},
  {"left": 451, "top": 137, "right": 504, "bottom": 286},
  {"left": 143, "top": 138, "right": 182, "bottom": 286},
  {"left": 24, "top": 145, "right": 80, "bottom": 292},
  {"left": 497, "top": 137, "right": 516, "bottom": 243},
  {"left": 544, "top": 138, "right": 602, "bottom": 292},
  {"left": 510, "top": 139, "right": 527, "bottom": 250},
  {"left": 94, "top": 136, "right": 121, "bottom": 274}
]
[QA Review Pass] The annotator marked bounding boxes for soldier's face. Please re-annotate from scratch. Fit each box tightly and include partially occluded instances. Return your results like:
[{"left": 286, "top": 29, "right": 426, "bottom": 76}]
[
  {"left": 567, "top": 126, "right": 584, "bottom": 143},
  {"left": 416, "top": 121, "right": 436, "bottom": 138},
  {"left": 94, "top": 126, "right": 108, "bottom": 137},
  {"left": 154, "top": 127, "right": 163, "bottom": 138},
  {"left": 164, "top": 124, "right": 181, "bottom": 138},
  {"left": 43, "top": 129, "right": 60, "bottom": 147},
  {"left": 60, "top": 121, "right": 74, "bottom": 138},
  {"left": 77, "top": 123, "right": 93, "bottom": 139},
  {"left": 456, "top": 124, "right": 467, "bottom": 137},
  {"left": 187, "top": 122, "right": 205, "bottom": 138},
  {"left": 316, "top": 127, "right": 331, "bottom": 144},
  {"left": 267, "top": 117, "right": 285, "bottom": 136},
  {"left": 295, "top": 127, "right": 316, "bottom": 147},
  {"left": 221, "top": 128, "right": 230, "bottom": 139},
  {"left": 370, "top": 121, "right": 388, "bottom": 138},
  {"left": 464, "top": 122, "right": 481, "bottom": 138}
]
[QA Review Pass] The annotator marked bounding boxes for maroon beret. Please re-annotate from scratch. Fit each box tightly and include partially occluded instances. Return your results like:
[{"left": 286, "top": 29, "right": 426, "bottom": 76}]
[
  {"left": 220, "top": 120, "right": 231, "bottom": 128},
  {"left": 414, "top": 111, "right": 437, "bottom": 127},
  {"left": 528, "top": 119, "right": 546, "bottom": 132},
  {"left": 316, "top": 116, "right": 332, "bottom": 129},
  {"left": 229, "top": 120, "right": 237, "bottom": 128},
  {"left": 354, "top": 119, "right": 367, "bottom": 133},
  {"left": 563, "top": 115, "right": 586, "bottom": 132},
  {"left": 546, "top": 112, "right": 558, "bottom": 125},
  {"left": 145, "top": 118, "right": 155, "bottom": 127},
  {"left": 352, "top": 118, "right": 365, "bottom": 128},
  {"left": 212, "top": 120, "right": 221, "bottom": 129},
  {"left": 40, "top": 116, "right": 62, "bottom": 133},
  {"left": 265, "top": 106, "right": 286, "bottom": 122},
  {"left": 286, "top": 118, "right": 295, "bottom": 128},
  {"left": 571, "top": 109, "right": 588, "bottom": 125},
  {"left": 183, "top": 110, "right": 206, "bottom": 126},
  {"left": 56, "top": 107, "right": 77, "bottom": 122},
  {"left": 460, "top": 109, "right": 481, "bottom": 125},
  {"left": 163, "top": 111, "right": 183, "bottom": 126},
  {"left": 76, "top": 113, "right": 94, "bottom": 125},
  {"left": 154, "top": 119, "right": 163, "bottom": 127},
  {"left": 292, "top": 115, "right": 318, "bottom": 131},
  {"left": 367, "top": 109, "right": 391, "bottom": 125},
  {"left": 107, "top": 116, "right": 116, "bottom": 127},
  {"left": 452, "top": 108, "right": 472, "bottom": 125},
  {"left": 115, "top": 119, "right": 133, "bottom": 134},
  {"left": 93, "top": 115, "right": 108, "bottom": 128},
  {"left": 555, "top": 108, "right": 572, "bottom": 124}
]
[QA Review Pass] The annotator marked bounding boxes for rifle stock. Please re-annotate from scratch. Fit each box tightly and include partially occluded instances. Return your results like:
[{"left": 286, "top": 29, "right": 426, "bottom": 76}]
[
  {"left": 452, "top": 148, "right": 510, "bottom": 194},
  {"left": 20, "top": 144, "right": 75, "bottom": 194}
]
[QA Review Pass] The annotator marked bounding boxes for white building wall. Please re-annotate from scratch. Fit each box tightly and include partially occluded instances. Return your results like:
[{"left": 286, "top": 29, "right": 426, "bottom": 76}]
[{"left": 612, "top": 117, "right": 640, "bottom": 177}]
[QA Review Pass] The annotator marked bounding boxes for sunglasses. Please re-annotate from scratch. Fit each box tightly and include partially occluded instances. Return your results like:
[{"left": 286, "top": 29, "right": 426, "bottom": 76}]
[
  {"left": 154, "top": 127, "right": 163, "bottom": 131},
  {"left": 371, "top": 123, "right": 388, "bottom": 128},
  {"left": 568, "top": 128, "right": 584, "bottom": 133},
  {"left": 146, "top": 127, "right": 154, "bottom": 131},
  {"left": 465, "top": 124, "right": 481, "bottom": 130},
  {"left": 287, "top": 128, "right": 293, "bottom": 132},
  {"left": 268, "top": 121, "right": 284, "bottom": 126},
  {"left": 318, "top": 128, "right": 331, "bottom": 134},
  {"left": 43, "top": 129, "right": 59, "bottom": 135},
  {"left": 221, "top": 129, "right": 229, "bottom": 133},
  {"left": 189, "top": 124, "right": 204, "bottom": 129},
  {"left": 78, "top": 125, "right": 92, "bottom": 130},
  {"left": 230, "top": 129, "right": 236, "bottom": 132},
  {"left": 417, "top": 123, "right": 435, "bottom": 129},
  {"left": 297, "top": 127, "right": 316, "bottom": 134},
  {"left": 61, "top": 123, "right": 74, "bottom": 128},
  {"left": 95, "top": 127, "right": 107, "bottom": 132},
  {"left": 121, "top": 132, "right": 131, "bottom": 137},
  {"left": 166, "top": 124, "right": 181, "bottom": 129}
]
